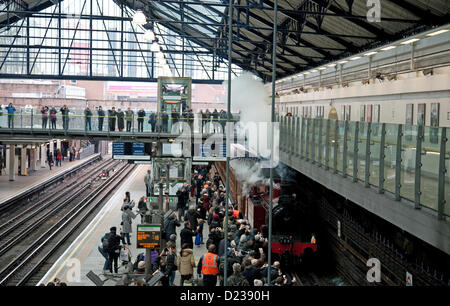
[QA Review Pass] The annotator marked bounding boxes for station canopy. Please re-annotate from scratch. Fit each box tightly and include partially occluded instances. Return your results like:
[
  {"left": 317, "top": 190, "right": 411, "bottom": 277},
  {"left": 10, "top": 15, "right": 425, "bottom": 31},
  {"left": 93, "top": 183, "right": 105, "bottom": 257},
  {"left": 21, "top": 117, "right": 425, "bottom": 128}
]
[{"left": 0, "top": 0, "right": 449, "bottom": 82}]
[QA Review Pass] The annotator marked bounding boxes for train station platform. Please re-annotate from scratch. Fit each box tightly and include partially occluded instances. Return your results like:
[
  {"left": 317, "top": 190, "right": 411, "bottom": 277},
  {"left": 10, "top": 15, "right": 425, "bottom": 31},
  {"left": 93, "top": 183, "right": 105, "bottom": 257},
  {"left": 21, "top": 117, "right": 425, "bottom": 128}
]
[
  {"left": 38, "top": 164, "right": 209, "bottom": 286},
  {"left": 0, "top": 153, "right": 102, "bottom": 206}
]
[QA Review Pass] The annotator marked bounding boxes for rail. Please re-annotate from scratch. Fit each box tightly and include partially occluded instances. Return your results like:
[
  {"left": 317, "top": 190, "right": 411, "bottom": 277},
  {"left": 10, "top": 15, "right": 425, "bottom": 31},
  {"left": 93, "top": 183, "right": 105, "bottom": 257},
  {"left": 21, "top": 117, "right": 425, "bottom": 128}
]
[
  {"left": 278, "top": 115, "right": 450, "bottom": 219},
  {"left": 0, "top": 153, "right": 101, "bottom": 212}
]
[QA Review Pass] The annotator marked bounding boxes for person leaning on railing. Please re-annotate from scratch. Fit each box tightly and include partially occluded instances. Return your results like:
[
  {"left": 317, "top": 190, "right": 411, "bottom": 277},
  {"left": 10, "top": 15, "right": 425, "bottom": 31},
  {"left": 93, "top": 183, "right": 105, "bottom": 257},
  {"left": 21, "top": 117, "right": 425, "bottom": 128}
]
[
  {"left": 5, "top": 103, "right": 16, "bottom": 129},
  {"left": 50, "top": 107, "right": 57, "bottom": 129},
  {"left": 108, "top": 107, "right": 116, "bottom": 131},
  {"left": 137, "top": 109, "right": 145, "bottom": 132},
  {"left": 97, "top": 106, "right": 105, "bottom": 131},
  {"left": 116, "top": 108, "right": 125, "bottom": 132},
  {"left": 84, "top": 107, "right": 93, "bottom": 131},
  {"left": 149, "top": 111, "right": 157, "bottom": 133},
  {"left": 60, "top": 105, "right": 70, "bottom": 130},
  {"left": 41, "top": 106, "right": 49, "bottom": 129},
  {"left": 125, "top": 107, "right": 133, "bottom": 132}
]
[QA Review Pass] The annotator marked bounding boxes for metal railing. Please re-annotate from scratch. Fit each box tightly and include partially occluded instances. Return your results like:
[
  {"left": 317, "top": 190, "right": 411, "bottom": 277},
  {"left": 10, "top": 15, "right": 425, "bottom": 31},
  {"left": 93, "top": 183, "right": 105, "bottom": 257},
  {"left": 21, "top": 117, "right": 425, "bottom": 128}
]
[
  {"left": 0, "top": 109, "right": 240, "bottom": 134},
  {"left": 278, "top": 115, "right": 450, "bottom": 219}
]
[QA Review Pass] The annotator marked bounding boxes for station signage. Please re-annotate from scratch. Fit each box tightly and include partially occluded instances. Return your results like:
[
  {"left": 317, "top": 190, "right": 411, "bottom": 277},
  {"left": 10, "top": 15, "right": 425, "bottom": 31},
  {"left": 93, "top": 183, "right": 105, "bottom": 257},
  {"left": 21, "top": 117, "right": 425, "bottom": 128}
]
[
  {"left": 113, "top": 142, "right": 152, "bottom": 160},
  {"left": 137, "top": 224, "right": 161, "bottom": 249}
]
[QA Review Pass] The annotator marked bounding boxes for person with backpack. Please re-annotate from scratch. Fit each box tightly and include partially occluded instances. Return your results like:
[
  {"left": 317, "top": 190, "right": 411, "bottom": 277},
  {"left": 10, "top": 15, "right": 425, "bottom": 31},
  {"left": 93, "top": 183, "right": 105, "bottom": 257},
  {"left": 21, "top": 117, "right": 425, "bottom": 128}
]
[
  {"left": 164, "top": 213, "right": 180, "bottom": 241},
  {"left": 102, "top": 227, "right": 122, "bottom": 274},
  {"left": 98, "top": 235, "right": 111, "bottom": 274}
]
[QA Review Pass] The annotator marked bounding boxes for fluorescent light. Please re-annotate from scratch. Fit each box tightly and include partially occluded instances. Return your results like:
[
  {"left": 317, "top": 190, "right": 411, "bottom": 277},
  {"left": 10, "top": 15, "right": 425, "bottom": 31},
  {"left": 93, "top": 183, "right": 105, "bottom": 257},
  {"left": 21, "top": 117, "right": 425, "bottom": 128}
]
[
  {"left": 365, "top": 51, "right": 377, "bottom": 56},
  {"left": 303, "top": 71, "right": 310, "bottom": 75},
  {"left": 318, "top": 67, "right": 326, "bottom": 70},
  {"left": 132, "top": 10, "right": 147, "bottom": 25},
  {"left": 401, "top": 38, "right": 420, "bottom": 45},
  {"left": 338, "top": 60, "right": 348, "bottom": 64},
  {"left": 143, "top": 30, "right": 155, "bottom": 41},
  {"left": 327, "top": 63, "right": 336, "bottom": 67},
  {"left": 311, "top": 69, "right": 318, "bottom": 72},
  {"left": 350, "top": 56, "right": 361, "bottom": 61},
  {"left": 381, "top": 45, "right": 397, "bottom": 51},
  {"left": 426, "top": 29, "right": 449, "bottom": 37},
  {"left": 151, "top": 41, "right": 160, "bottom": 52}
]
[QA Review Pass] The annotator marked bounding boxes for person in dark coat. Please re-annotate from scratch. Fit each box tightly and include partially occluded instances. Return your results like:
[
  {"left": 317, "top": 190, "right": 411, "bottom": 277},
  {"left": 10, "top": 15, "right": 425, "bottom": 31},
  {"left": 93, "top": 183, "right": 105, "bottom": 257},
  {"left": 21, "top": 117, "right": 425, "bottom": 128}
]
[
  {"left": 50, "top": 107, "right": 57, "bottom": 129},
  {"left": 137, "top": 109, "right": 146, "bottom": 132},
  {"left": 103, "top": 227, "right": 122, "bottom": 274},
  {"left": 210, "top": 214, "right": 221, "bottom": 230},
  {"left": 97, "top": 106, "right": 105, "bottom": 131},
  {"left": 164, "top": 213, "right": 181, "bottom": 240},
  {"left": 41, "top": 106, "right": 48, "bottom": 129},
  {"left": 180, "top": 221, "right": 197, "bottom": 249},
  {"left": 137, "top": 196, "right": 148, "bottom": 223},
  {"left": 84, "top": 107, "right": 92, "bottom": 131},
  {"left": 184, "top": 208, "right": 200, "bottom": 230},
  {"left": 108, "top": 107, "right": 116, "bottom": 131},
  {"left": 165, "top": 245, "right": 177, "bottom": 286},
  {"left": 116, "top": 108, "right": 125, "bottom": 131},
  {"left": 121, "top": 205, "right": 137, "bottom": 245},
  {"left": 176, "top": 188, "right": 187, "bottom": 220},
  {"left": 149, "top": 111, "right": 157, "bottom": 132},
  {"left": 47, "top": 152, "right": 54, "bottom": 170},
  {"left": 171, "top": 109, "right": 180, "bottom": 133},
  {"left": 60, "top": 105, "right": 70, "bottom": 130},
  {"left": 218, "top": 232, "right": 234, "bottom": 257},
  {"left": 125, "top": 107, "right": 133, "bottom": 132},
  {"left": 212, "top": 109, "right": 219, "bottom": 133},
  {"left": 242, "top": 259, "right": 261, "bottom": 286}
]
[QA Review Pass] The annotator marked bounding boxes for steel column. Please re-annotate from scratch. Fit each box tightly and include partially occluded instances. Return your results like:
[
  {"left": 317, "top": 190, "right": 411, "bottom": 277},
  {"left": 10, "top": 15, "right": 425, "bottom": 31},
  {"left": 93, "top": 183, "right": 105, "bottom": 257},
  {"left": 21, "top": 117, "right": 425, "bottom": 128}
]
[
  {"left": 318, "top": 119, "right": 323, "bottom": 166},
  {"left": 364, "top": 122, "right": 372, "bottom": 187},
  {"left": 378, "top": 123, "right": 386, "bottom": 194},
  {"left": 343, "top": 121, "right": 348, "bottom": 177},
  {"left": 325, "top": 119, "right": 330, "bottom": 170},
  {"left": 353, "top": 122, "right": 359, "bottom": 182},
  {"left": 395, "top": 125, "right": 403, "bottom": 201},
  {"left": 414, "top": 124, "right": 424, "bottom": 209},
  {"left": 437, "top": 127, "right": 447, "bottom": 219},
  {"left": 305, "top": 118, "right": 310, "bottom": 160},
  {"left": 311, "top": 118, "right": 316, "bottom": 164},
  {"left": 333, "top": 120, "right": 338, "bottom": 174}
]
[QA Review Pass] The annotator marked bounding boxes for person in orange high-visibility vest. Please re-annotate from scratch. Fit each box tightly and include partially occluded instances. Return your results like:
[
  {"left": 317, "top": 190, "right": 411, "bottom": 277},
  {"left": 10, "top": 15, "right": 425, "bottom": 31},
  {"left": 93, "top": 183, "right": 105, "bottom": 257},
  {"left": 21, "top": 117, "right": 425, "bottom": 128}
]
[{"left": 197, "top": 244, "right": 220, "bottom": 287}]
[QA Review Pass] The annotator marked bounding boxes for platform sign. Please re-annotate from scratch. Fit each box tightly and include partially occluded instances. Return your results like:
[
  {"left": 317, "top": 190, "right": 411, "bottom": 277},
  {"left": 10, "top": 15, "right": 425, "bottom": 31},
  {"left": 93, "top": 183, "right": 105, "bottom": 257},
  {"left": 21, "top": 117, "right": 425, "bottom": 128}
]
[
  {"left": 406, "top": 271, "right": 413, "bottom": 286},
  {"left": 193, "top": 143, "right": 227, "bottom": 161},
  {"left": 136, "top": 224, "right": 161, "bottom": 249},
  {"left": 112, "top": 142, "right": 125, "bottom": 155},
  {"left": 132, "top": 143, "right": 145, "bottom": 156}
]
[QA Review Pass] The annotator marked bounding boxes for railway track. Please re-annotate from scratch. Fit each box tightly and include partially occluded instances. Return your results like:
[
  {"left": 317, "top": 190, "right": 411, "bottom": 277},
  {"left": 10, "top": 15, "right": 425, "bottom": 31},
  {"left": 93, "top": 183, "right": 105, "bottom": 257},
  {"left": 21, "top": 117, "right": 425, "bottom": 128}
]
[{"left": 0, "top": 161, "right": 137, "bottom": 286}]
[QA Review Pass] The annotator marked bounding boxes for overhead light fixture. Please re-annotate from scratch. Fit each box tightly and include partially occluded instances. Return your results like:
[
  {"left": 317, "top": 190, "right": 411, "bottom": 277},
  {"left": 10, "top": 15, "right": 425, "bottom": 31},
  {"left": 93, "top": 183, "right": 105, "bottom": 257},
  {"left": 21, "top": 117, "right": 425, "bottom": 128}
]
[
  {"left": 401, "top": 38, "right": 420, "bottom": 45},
  {"left": 350, "top": 56, "right": 361, "bottom": 61},
  {"left": 327, "top": 63, "right": 337, "bottom": 67},
  {"left": 426, "top": 29, "right": 449, "bottom": 37},
  {"left": 365, "top": 51, "right": 377, "bottom": 56},
  {"left": 311, "top": 69, "right": 318, "bottom": 72},
  {"left": 132, "top": 10, "right": 147, "bottom": 25},
  {"left": 151, "top": 41, "right": 160, "bottom": 52},
  {"left": 318, "top": 67, "right": 326, "bottom": 70},
  {"left": 381, "top": 45, "right": 397, "bottom": 51},
  {"left": 303, "top": 71, "right": 310, "bottom": 75},
  {"left": 143, "top": 30, "right": 155, "bottom": 41},
  {"left": 338, "top": 60, "right": 348, "bottom": 64}
]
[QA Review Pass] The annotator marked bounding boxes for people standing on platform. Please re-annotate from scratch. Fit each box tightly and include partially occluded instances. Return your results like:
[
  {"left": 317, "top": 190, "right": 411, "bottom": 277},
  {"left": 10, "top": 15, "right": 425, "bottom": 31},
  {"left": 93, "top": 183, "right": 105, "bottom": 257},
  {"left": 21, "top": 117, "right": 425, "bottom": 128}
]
[
  {"left": 116, "top": 108, "right": 124, "bottom": 132},
  {"left": 121, "top": 196, "right": 134, "bottom": 211},
  {"left": 137, "top": 196, "right": 148, "bottom": 223},
  {"left": 97, "top": 106, "right": 105, "bottom": 131},
  {"left": 56, "top": 149, "right": 62, "bottom": 167},
  {"left": 212, "top": 109, "right": 219, "bottom": 133},
  {"left": 41, "top": 106, "right": 48, "bottom": 129},
  {"left": 176, "top": 187, "right": 187, "bottom": 220},
  {"left": 84, "top": 107, "right": 92, "bottom": 131},
  {"left": 5, "top": 103, "right": 16, "bottom": 128},
  {"left": 197, "top": 244, "right": 220, "bottom": 287},
  {"left": 144, "top": 169, "right": 152, "bottom": 197},
  {"left": 166, "top": 244, "right": 178, "bottom": 286},
  {"left": 98, "top": 235, "right": 111, "bottom": 274},
  {"left": 137, "top": 109, "right": 145, "bottom": 132},
  {"left": 102, "top": 227, "right": 122, "bottom": 274},
  {"left": 164, "top": 213, "right": 180, "bottom": 241},
  {"left": 47, "top": 153, "right": 54, "bottom": 170},
  {"left": 161, "top": 111, "right": 169, "bottom": 133},
  {"left": 108, "top": 107, "right": 116, "bottom": 131},
  {"left": 125, "top": 191, "right": 131, "bottom": 203},
  {"left": 180, "top": 221, "right": 197, "bottom": 249},
  {"left": 184, "top": 208, "right": 200, "bottom": 231},
  {"left": 125, "top": 107, "right": 133, "bottom": 132},
  {"left": 121, "top": 205, "right": 137, "bottom": 245},
  {"left": 60, "top": 105, "right": 70, "bottom": 130},
  {"left": 50, "top": 107, "right": 57, "bottom": 129},
  {"left": 149, "top": 111, "right": 157, "bottom": 132},
  {"left": 227, "top": 263, "right": 250, "bottom": 286},
  {"left": 177, "top": 243, "right": 196, "bottom": 286}
]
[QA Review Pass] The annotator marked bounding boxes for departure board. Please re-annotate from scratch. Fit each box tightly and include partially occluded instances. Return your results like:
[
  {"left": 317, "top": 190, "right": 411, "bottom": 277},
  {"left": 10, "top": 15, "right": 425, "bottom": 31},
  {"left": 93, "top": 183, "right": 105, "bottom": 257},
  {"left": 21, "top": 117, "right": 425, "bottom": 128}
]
[{"left": 137, "top": 224, "right": 161, "bottom": 249}]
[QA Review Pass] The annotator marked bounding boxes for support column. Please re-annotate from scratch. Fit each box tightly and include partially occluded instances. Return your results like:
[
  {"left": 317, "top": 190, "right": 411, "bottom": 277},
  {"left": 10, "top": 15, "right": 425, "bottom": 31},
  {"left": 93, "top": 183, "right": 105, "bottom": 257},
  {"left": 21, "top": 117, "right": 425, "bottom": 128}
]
[
  {"left": 31, "top": 147, "right": 37, "bottom": 171},
  {"left": 56, "top": 139, "right": 61, "bottom": 151},
  {"left": 41, "top": 144, "right": 47, "bottom": 168},
  {"left": 20, "top": 146, "right": 27, "bottom": 176},
  {"left": 9, "top": 144, "right": 15, "bottom": 181},
  {"left": 49, "top": 141, "right": 54, "bottom": 157}
]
